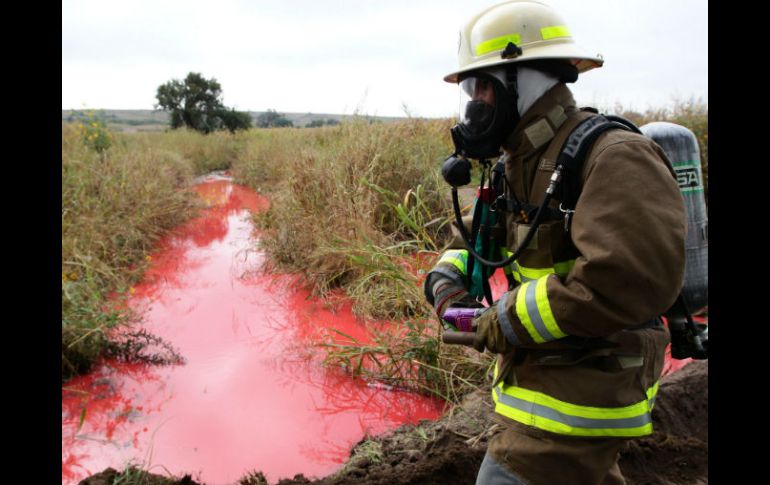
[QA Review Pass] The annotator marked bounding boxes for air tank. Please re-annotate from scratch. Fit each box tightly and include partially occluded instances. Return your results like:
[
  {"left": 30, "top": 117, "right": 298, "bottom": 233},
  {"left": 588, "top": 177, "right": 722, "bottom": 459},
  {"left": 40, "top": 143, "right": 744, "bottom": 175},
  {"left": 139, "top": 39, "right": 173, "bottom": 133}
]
[{"left": 640, "top": 122, "right": 708, "bottom": 315}]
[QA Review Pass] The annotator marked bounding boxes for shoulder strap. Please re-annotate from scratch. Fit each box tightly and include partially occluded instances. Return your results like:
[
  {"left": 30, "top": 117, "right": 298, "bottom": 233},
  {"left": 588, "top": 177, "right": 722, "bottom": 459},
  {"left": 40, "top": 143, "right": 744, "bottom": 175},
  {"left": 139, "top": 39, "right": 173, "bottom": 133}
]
[{"left": 556, "top": 114, "right": 639, "bottom": 210}]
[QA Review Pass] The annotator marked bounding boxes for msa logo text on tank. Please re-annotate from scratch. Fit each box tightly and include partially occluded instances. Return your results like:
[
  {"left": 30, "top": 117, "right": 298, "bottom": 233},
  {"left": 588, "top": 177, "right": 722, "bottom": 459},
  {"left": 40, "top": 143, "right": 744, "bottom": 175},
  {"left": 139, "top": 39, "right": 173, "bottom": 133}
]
[{"left": 674, "top": 166, "right": 701, "bottom": 192}]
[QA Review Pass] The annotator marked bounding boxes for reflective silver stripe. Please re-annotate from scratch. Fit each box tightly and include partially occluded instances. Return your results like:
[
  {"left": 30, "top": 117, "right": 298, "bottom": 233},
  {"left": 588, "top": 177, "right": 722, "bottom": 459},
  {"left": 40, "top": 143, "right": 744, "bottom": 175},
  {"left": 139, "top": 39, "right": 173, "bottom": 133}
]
[
  {"left": 524, "top": 280, "right": 558, "bottom": 341},
  {"left": 494, "top": 386, "right": 652, "bottom": 430},
  {"left": 429, "top": 267, "right": 464, "bottom": 288},
  {"left": 496, "top": 292, "right": 521, "bottom": 346}
]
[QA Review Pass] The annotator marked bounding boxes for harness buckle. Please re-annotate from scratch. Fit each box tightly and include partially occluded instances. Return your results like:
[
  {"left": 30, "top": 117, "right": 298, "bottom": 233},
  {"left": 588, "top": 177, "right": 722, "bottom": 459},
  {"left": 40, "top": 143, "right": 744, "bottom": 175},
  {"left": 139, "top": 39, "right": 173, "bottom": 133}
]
[{"left": 559, "top": 203, "right": 576, "bottom": 233}]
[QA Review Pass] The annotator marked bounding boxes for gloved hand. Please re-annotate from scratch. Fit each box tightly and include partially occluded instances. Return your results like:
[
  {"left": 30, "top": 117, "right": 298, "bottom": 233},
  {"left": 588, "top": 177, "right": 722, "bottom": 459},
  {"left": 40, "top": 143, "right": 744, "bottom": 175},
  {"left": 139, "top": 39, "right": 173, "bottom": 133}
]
[
  {"left": 425, "top": 275, "right": 481, "bottom": 319},
  {"left": 472, "top": 303, "right": 515, "bottom": 354}
]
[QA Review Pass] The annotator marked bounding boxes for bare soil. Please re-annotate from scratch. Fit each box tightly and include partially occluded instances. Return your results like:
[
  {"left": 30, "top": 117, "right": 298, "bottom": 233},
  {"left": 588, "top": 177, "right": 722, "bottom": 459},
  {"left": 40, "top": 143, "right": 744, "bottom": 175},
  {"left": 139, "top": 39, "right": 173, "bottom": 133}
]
[{"left": 78, "top": 360, "right": 707, "bottom": 485}]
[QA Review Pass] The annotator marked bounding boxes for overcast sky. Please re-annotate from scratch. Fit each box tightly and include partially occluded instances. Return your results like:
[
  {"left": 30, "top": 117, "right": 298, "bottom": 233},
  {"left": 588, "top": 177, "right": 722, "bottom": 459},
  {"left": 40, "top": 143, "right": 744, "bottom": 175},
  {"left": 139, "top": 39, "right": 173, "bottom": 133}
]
[{"left": 62, "top": 0, "right": 707, "bottom": 118}]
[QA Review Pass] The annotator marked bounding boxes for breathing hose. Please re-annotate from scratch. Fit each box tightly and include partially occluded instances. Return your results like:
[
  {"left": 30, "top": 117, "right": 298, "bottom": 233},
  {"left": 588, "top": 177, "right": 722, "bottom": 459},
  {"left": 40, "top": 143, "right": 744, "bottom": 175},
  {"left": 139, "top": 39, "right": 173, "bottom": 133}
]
[{"left": 451, "top": 164, "right": 564, "bottom": 269}]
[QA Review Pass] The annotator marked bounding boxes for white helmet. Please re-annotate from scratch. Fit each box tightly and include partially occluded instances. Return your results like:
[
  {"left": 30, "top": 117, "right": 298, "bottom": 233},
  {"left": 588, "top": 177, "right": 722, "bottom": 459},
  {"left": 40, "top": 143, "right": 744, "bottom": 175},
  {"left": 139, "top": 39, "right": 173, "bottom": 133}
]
[
  {"left": 446, "top": 0, "right": 603, "bottom": 160},
  {"left": 444, "top": 0, "right": 603, "bottom": 84}
]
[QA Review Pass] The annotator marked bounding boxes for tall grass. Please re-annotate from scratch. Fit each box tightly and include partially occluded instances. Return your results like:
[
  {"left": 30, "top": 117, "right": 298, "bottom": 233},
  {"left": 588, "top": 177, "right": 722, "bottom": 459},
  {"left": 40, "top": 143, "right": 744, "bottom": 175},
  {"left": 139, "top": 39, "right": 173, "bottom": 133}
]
[
  {"left": 236, "top": 118, "right": 455, "bottom": 319},
  {"left": 62, "top": 123, "right": 206, "bottom": 381},
  {"left": 138, "top": 128, "right": 248, "bottom": 175}
]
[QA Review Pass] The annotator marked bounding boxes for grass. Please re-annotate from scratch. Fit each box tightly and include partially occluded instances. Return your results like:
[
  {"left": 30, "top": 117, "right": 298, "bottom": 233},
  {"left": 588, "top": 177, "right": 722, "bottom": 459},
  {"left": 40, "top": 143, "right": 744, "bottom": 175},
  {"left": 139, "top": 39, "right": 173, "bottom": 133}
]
[
  {"left": 62, "top": 121, "right": 210, "bottom": 381},
  {"left": 321, "top": 316, "right": 494, "bottom": 404},
  {"left": 240, "top": 118, "right": 455, "bottom": 318}
]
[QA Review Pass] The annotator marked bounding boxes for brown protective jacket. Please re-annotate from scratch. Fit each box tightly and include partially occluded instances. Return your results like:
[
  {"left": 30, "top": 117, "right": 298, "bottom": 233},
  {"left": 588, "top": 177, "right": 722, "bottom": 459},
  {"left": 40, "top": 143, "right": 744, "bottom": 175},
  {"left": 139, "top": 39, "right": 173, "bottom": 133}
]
[{"left": 442, "top": 82, "right": 686, "bottom": 432}]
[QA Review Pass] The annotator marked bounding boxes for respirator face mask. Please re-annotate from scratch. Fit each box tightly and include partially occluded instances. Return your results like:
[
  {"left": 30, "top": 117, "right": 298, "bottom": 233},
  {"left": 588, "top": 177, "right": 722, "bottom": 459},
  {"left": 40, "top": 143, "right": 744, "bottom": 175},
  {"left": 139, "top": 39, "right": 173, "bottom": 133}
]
[
  {"left": 459, "top": 76, "right": 497, "bottom": 136},
  {"left": 449, "top": 68, "right": 518, "bottom": 161}
]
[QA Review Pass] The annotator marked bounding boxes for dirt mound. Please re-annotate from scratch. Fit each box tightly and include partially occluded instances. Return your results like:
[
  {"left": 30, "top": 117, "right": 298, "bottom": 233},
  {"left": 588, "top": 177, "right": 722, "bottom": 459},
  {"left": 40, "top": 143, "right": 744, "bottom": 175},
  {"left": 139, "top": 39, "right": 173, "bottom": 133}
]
[
  {"left": 77, "top": 466, "right": 203, "bottom": 485},
  {"left": 619, "top": 360, "right": 709, "bottom": 485},
  {"left": 78, "top": 361, "right": 707, "bottom": 485}
]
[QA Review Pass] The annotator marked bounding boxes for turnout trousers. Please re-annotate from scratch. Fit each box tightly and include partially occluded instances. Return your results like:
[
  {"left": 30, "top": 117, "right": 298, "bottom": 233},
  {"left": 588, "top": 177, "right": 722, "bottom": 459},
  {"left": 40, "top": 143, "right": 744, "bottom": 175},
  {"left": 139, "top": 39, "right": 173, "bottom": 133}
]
[{"left": 476, "top": 420, "right": 627, "bottom": 485}]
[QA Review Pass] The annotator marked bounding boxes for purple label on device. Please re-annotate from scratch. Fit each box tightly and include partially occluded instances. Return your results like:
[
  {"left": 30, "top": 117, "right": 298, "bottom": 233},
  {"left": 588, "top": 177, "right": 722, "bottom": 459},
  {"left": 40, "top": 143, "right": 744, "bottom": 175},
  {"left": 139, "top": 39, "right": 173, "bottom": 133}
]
[{"left": 442, "top": 307, "right": 483, "bottom": 332}]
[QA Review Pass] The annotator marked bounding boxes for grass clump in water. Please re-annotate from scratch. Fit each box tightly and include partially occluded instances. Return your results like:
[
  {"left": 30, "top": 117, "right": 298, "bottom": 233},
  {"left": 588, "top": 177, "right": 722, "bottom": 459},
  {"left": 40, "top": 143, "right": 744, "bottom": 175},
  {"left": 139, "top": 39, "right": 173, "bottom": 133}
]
[{"left": 321, "top": 316, "right": 493, "bottom": 404}]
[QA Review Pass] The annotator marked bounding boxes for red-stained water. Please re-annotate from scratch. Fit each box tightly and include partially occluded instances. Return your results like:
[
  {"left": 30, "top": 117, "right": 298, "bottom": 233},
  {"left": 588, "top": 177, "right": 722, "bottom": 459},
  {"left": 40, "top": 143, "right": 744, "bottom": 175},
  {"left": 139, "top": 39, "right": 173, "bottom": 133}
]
[{"left": 62, "top": 174, "right": 445, "bottom": 485}]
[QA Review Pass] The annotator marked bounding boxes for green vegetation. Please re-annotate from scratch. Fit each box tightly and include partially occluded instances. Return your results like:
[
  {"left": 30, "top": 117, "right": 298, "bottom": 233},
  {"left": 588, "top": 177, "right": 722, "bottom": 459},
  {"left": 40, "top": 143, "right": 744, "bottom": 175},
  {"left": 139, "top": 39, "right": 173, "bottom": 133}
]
[
  {"left": 306, "top": 118, "right": 340, "bottom": 128},
  {"left": 235, "top": 118, "right": 454, "bottom": 317},
  {"left": 155, "top": 72, "right": 252, "bottom": 134},
  {"left": 255, "top": 109, "right": 293, "bottom": 128}
]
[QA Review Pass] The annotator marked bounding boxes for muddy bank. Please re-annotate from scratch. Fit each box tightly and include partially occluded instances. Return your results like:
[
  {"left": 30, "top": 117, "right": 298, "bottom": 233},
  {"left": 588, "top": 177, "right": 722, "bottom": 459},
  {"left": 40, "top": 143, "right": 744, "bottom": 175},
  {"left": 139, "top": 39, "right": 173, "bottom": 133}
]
[
  {"left": 80, "top": 360, "right": 707, "bottom": 485},
  {"left": 619, "top": 359, "right": 708, "bottom": 485}
]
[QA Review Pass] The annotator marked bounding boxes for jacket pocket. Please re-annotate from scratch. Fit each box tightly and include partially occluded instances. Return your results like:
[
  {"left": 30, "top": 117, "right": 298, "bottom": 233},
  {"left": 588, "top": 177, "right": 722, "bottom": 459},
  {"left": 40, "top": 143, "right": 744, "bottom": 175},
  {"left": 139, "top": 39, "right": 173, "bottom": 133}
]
[{"left": 506, "top": 219, "right": 566, "bottom": 269}]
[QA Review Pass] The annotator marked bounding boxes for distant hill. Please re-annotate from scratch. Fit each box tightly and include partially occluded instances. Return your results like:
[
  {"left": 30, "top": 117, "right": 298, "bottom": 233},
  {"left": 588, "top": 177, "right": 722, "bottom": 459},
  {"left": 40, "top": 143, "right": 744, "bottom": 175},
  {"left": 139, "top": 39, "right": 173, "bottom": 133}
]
[{"left": 61, "top": 109, "right": 408, "bottom": 132}]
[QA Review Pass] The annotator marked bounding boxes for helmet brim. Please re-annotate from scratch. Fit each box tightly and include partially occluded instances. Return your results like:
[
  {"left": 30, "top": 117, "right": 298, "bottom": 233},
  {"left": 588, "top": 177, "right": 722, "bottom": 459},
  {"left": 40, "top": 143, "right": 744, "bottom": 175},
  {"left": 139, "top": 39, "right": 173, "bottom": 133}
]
[{"left": 444, "top": 42, "right": 604, "bottom": 83}]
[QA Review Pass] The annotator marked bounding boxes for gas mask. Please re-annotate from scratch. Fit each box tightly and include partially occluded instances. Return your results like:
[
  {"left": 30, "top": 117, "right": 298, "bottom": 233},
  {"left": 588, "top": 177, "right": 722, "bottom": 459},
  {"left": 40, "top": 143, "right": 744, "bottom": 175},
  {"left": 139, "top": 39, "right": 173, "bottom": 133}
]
[{"left": 449, "top": 67, "right": 520, "bottom": 161}]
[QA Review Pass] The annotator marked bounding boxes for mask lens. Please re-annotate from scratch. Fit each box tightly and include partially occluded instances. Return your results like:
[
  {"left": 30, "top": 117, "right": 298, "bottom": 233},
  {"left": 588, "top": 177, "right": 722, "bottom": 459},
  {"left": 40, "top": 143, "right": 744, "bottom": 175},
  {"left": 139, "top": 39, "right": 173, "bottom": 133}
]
[{"left": 459, "top": 76, "right": 496, "bottom": 135}]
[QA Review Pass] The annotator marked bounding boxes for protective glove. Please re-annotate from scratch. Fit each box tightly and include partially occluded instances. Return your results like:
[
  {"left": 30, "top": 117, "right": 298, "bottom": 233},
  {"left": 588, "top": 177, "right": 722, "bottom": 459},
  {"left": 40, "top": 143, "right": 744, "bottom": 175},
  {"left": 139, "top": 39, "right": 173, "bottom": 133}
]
[
  {"left": 472, "top": 303, "right": 515, "bottom": 354},
  {"left": 428, "top": 276, "right": 482, "bottom": 319}
]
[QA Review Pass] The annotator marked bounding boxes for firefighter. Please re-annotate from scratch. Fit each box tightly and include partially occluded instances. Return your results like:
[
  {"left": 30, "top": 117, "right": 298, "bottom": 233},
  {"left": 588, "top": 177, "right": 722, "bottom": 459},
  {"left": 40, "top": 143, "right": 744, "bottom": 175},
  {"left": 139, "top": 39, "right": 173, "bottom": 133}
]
[{"left": 424, "top": 1, "right": 686, "bottom": 483}]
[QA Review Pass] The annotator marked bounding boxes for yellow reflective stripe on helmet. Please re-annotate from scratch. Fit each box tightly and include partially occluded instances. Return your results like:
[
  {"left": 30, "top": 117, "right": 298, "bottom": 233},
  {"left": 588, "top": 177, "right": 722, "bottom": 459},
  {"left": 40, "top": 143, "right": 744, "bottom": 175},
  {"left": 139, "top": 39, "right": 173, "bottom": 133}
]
[
  {"left": 491, "top": 363, "right": 656, "bottom": 437},
  {"left": 475, "top": 33, "right": 522, "bottom": 56},
  {"left": 540, "top": 25, "right": 571, "bottom": 40},
  {"left": 514, "top": 276, "right": 566, "bottom": 343},
  {"left": 437, "top": 250, "right": 468, "bottom": 275}
]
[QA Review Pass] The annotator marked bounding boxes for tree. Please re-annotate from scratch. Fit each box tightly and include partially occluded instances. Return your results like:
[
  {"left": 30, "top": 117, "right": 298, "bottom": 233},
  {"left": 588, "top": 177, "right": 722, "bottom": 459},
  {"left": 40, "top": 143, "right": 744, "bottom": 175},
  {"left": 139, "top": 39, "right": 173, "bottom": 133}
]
[
  {"left": 217, "top": 108, "right": 253, "bottom": 133},
  {"left": 256, "top": 109, "right": 293, "bottom": 128},
  {"left": 306, "top": 118, "right": 340, "bottom": 128},
  {"left": 155, "top": 72, "right": 251, "bottom": 134}
]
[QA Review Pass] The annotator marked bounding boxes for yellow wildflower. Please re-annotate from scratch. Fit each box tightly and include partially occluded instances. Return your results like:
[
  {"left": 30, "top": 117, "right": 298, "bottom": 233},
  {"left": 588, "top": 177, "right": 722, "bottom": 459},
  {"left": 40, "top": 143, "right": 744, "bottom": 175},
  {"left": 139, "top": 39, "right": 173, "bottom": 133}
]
[
  {"left": 145, "top": 255, "right": 152, "bottom": 261},
  {"left": 62, "top": 273, "right": 69, "bottom": 281},
  {"left": 69, "top": 272, "right": 78, "bottom": 281},
  {"left": 130, "top": 287, "right": 136, "bottom": 294}
]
